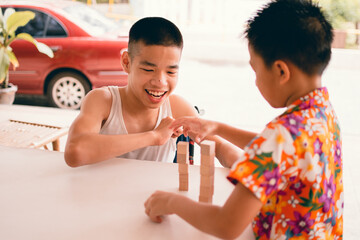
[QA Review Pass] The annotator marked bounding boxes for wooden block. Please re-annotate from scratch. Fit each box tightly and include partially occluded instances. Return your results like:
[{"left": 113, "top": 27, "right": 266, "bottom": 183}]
[
  {"left": 179, "top": 173, "right": 189, "bottom": 180},
  {"left": 200, "top": 165, "right": 215, "bottom": 176},
  {"left": 179, "top": 174, "right": 189, "bottom": 184},
  {"left": 177, "top": 154, "right": 188, "bottom": 164},
  {"left": 179, "top": 173, "right": 189, "bottom": 191},
  {"left": 200, "top": 185, "right": 214, "bottom": 196},
  {"left": 200, "top": 175, "right": 214, "bottom": 186},
  {"left": 201, "top": 154, "right": 215, "bottom": 166},
  {"left": 179, "top": 181, "right": 188, "bottom": 191},
  {"left": 177, "top": 141, "right": 189, "bottom": 154},
  {"left": 178, "top": 163, "right": 188, "bottom": 174},
  {"left": 200, "top": 140, "right": 215, "bottom": 156},
  {"left": 199, "top": 195, "right": 213, "bottom": 203}
]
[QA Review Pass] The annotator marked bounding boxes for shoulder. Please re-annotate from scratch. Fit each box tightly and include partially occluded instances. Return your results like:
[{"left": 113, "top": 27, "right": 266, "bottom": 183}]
[
  {"left": 82, "top": 87, "right": 112, "bottom": 108},
  {"left": 80, "top": 87, "right": 113, "bottom": 119},
  {"left": 169, "top": 94, "right": 198, "bottom": 119}
]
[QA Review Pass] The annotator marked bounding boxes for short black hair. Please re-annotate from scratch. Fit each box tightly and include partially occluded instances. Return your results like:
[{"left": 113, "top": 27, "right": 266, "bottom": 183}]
[
  {"left": 245, "top": 0, "right": 333, "bottom": 75},
  {"left": 128, "top": 17, "right": 183, "bottom": 58}
]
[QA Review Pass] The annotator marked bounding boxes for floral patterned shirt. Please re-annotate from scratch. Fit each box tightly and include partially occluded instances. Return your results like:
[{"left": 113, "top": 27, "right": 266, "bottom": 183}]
[{"left": 228, "top": 87, "right": 343, "bottom": 240}]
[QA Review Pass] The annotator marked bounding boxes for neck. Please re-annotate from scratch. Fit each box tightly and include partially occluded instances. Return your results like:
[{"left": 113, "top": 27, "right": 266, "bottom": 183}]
[
  {"left": 121, "top": 87, "right": 159, "bottom": 118},
  {"left": 285, "top": 74, "right": 322, "bottom": 107}
]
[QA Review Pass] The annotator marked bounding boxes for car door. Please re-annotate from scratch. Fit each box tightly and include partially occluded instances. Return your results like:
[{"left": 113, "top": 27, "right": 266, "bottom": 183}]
[{"left": 9, "top": 7, "right": 67, "bottom": 94}]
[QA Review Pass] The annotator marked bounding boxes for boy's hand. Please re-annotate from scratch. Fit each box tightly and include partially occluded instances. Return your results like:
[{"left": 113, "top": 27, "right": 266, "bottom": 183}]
[
  {"left": 171, "top": 126, "right": 183, "bottom": 138},
  {"left": 170, "top": 117, "right": 217, "bottom": 143},
  {"left": 153, "top": 117, "right": 176, "bottom": 145},
  {"left": 144, "top": 191, "right": 175, "bottom": 223}
]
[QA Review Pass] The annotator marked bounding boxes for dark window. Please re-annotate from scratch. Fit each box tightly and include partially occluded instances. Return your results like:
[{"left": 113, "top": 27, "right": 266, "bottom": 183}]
[
  {"left": 5, "top": 7, "right": 67, "bottom": 38},
  {"left": 46, "top": 16, "right": 67, "bottom": 37},
  {"left": 15, "top": 9, "right": 47, "bottom": 37}
]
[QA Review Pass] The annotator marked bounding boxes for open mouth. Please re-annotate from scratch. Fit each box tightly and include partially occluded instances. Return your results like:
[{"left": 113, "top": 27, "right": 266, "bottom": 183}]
[{"left": 145, "top": 89, "right": 167, "bottom": 98}]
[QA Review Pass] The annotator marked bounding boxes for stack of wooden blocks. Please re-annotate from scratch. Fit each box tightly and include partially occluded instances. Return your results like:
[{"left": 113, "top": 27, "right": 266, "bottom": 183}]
[
  {"left": 199, "top": 140, "right": 215, "bottom": 203},
  {"left": 177, "top": 141, "right": 189, "bottom": 191},
  {"left": 177, "top": 140, "right": 215, "bottom": 203}
]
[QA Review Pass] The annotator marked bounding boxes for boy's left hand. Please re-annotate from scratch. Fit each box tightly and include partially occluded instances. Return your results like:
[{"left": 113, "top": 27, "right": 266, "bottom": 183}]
[
  {"left": 171, "top": 126, "right": 183, "bottom": 138},
  {"left": 144, "top": 191, "right": 175, "bottom": 223},
  {"left": 170, "top": 117, "right": 217, "bottom": 143}
]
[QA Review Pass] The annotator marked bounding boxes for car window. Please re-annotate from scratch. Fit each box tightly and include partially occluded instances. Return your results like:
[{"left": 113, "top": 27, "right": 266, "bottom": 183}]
[
  {"left": 14, "top": 8, "right": 47, "bottom": 37},
  {"left": 46, "top": 16, "right": 67, "bottom": 37},
  {"left": 9, "top": 7, "right": 67, "bottom": 38}
]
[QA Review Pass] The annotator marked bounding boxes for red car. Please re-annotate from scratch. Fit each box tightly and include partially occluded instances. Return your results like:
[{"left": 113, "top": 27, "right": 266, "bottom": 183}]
[{"left": 0, "top": 0, "right": 129, "bottom": 109}]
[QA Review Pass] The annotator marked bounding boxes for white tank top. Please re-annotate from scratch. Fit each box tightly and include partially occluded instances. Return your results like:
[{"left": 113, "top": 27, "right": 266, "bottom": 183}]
[{"left": 99, "top": 86, "right": 176, "bottom": 162}]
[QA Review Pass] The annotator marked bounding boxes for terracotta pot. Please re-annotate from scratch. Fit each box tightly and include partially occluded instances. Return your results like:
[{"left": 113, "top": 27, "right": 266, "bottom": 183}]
[{"left": 0, "top": 83, "right": 18, "bottom": 105}]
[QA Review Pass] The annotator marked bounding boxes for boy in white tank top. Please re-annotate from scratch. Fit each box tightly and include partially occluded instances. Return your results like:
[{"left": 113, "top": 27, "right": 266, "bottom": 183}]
[{"left": 65, "top": 17, "right": 241, "bottom": 167}]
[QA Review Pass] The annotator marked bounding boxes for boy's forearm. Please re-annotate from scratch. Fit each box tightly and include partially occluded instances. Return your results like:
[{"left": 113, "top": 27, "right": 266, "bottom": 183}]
[
  {"left": 65, "top": 131, "right": 157, "bottom": 167},
  {"left": 213, "top": 137, "right": 243, "bottom": 168},
  {"left": 215, "top": 122, "right": 257, "bottom": 149},
  {"left": 167, "top": 184, "right": 261, "bottom": 239},
  {"left": 168, "top": 194, "right": 229, "bottom": 238}
]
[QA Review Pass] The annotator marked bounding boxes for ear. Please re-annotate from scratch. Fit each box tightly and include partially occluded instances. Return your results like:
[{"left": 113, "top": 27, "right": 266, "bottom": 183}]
[
  {"left": 273, "top": 60, "right": 290, "bottom": 85},
  {"left": 121, "top": 50, "right": 131, "bottom": 73}
]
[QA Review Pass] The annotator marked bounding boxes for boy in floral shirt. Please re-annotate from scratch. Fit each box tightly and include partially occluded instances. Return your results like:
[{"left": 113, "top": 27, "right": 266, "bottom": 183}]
[{"left": 144, "top": 0, "right": 343, "bottom": 239}]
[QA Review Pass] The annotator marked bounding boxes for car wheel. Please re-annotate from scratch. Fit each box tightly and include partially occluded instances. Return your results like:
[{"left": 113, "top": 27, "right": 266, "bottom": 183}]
[{"left": 47, "top": 72, "right": 90, "bottom": 109}]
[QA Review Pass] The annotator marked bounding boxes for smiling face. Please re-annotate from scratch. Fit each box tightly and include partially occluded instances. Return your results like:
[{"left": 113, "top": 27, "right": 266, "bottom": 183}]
[{"left": 122, "top": 41, "right": 182, "bottom": 109}]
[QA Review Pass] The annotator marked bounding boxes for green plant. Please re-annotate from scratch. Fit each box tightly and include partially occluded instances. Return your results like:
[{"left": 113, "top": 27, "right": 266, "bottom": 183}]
[
  {"left": 0, "top": 8, "right": 53, "bottom": 89},
  {"left": 318, "top": 0, "right": 360, "bottom": 29}
]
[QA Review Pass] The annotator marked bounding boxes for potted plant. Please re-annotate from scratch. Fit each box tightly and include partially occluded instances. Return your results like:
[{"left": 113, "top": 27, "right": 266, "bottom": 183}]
[{"left": 0, "top": 7, "right": 53, "bottom": 104}]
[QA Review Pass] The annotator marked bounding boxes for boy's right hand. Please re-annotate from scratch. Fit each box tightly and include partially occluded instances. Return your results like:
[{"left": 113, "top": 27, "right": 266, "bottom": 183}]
[{"left": 170, "top": 117, "right": 217, "bottom": 143}]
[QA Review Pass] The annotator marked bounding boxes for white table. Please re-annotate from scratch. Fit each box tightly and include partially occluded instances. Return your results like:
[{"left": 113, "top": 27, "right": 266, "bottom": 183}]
[
  {"left": 0, "top": 104, "right": 79, "bottom": 127},
  {"left": 0, "top": 104, "right": 79, "bottom": 151},
  {"left": 0, "top": 145, "right": 254, "bottom": 240}
]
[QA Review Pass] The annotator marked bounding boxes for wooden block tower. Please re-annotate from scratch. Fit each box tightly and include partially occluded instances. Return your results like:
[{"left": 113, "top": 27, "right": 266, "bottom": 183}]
[
  {"left": 177, "top": 141, "right": 189, "bottom": 191},
  {"left": 199, "top": 140, "right": 215, "bottom": 203}
]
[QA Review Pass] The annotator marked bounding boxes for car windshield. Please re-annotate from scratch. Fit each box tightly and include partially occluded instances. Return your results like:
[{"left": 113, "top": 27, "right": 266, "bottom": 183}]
[{"left": 62, "top": 4, "right": 120, "bottom": 36}]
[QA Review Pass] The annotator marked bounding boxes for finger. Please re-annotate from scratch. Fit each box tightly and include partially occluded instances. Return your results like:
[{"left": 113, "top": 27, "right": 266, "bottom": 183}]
[
  {"left": 197, "top": 134, "right": 206, "bottom": 143},
  {"left": 170, "top": 118, "right": 189, "bottom": 129},
  {"left": 149, "top": 211, "right": 163, "bottom": 223},
  {"left": 145, "top": 207, "right": 150, "bottom": 216},
  {"left": 170, "top": 123, "right": 182, "bottom": 130},
  {"left": 183, "top": 127, "right": 190, "bottom": 137},
  {"left": 171, "top": 126, "right": 183, "bottom": 134},
  {"left": 156, "top": 216, "right": 163, "bottom": 223},
  {"left": 171, "top": 132, "right": 181, "bottom": 138},
  {"left": 175, "top": 126, "right": 183, "bottom": 133},
  {"left": 150, "top": 215, "right": 162, "bottom": 223}
]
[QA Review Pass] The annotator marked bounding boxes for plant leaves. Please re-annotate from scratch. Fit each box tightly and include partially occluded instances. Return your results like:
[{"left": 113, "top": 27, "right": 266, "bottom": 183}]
[
  {"left": 6, "top": 10, "right": 35, "bottom": 37},
  {"left": 0, "top": 7, "right": 4, "bottom": 30},
  {"left": 16, "top": 33, "right": 54, "bottom": 58},
  {"left": 0, "top": 47, "right": 10, "bottom": 84},
  {"left": 3, "top": 8, "right": 15, "bottom": 30},
  {"left": 6, "top": 47, "right": 18, "bottom": 69}
]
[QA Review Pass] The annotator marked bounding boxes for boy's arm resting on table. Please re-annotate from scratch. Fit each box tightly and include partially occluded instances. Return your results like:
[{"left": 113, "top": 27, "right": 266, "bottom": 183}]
[
  {"left": 145, "top": 183, "right": 262, "bottom": 239},
  {"left": 64, "top": 89, "right": 174, "bottom": 167}
]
